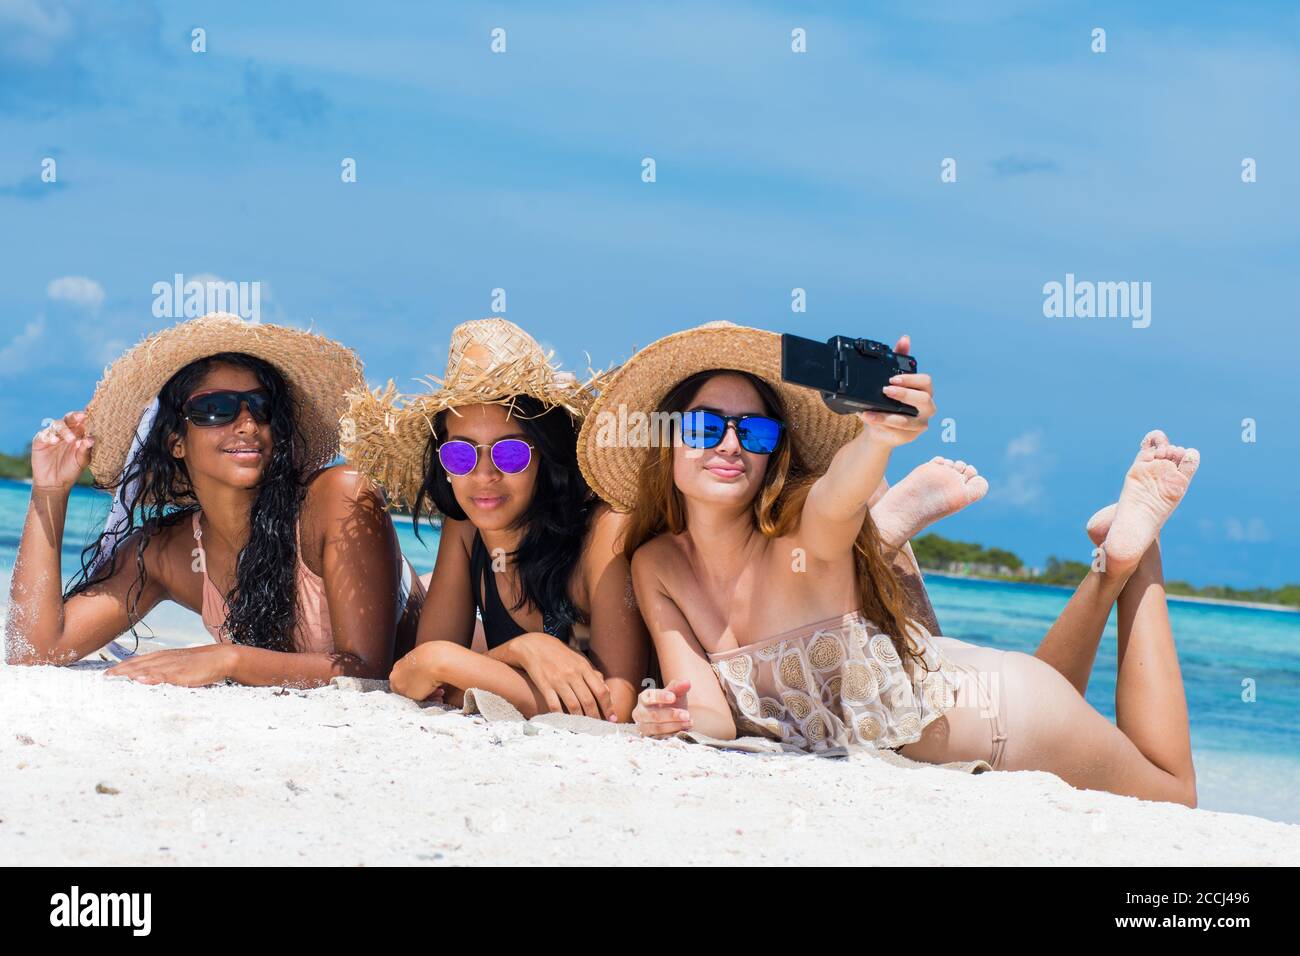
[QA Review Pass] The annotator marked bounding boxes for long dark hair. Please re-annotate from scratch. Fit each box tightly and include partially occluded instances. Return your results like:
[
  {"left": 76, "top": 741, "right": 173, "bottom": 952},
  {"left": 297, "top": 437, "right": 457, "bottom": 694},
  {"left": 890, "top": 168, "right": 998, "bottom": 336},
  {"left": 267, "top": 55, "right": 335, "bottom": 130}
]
[
  {"left": 411, "top": 395, "right": 593, "bottom": 632},
  {"left": 65, "top": 352, "right": 308, "bottom": 652}
]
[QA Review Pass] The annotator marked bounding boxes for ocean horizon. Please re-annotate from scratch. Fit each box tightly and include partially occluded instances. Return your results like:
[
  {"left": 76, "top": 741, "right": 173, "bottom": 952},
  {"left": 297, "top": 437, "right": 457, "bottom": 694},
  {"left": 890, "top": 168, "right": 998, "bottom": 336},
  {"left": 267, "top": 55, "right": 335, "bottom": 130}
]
[{"left": 2, "top": 478, "right": 1296, "bottom": 825}]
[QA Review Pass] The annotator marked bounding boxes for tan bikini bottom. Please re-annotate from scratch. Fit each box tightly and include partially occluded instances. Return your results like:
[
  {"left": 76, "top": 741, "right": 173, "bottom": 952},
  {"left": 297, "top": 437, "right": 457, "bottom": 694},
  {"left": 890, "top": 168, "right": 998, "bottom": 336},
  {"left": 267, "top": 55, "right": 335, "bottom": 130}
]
[{"left": 897, "top": 637, "right": 1010, "bottom": 771}]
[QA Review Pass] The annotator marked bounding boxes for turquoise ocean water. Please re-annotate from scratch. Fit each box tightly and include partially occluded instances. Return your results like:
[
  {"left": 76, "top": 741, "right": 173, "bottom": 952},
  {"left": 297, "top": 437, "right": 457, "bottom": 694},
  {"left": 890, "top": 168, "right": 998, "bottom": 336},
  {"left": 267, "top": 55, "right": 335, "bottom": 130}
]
[{"left": 2, "top": 478, "right": 1297, "bottom": 825}]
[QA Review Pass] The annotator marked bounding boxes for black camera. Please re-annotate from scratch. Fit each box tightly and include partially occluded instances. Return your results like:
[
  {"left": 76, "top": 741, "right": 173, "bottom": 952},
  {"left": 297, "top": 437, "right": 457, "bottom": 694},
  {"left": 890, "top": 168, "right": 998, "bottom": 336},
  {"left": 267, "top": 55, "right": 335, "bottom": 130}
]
[{"left": 780, "top": 333, "right": 919, "bottom": 416}]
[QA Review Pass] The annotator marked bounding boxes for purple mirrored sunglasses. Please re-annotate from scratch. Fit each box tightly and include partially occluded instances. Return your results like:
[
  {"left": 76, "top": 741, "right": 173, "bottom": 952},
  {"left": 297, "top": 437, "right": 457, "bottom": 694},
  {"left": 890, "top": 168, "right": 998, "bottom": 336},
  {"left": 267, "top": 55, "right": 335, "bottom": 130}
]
[{"left": 436, "top": 438, "right": 535, "bottom": 476}]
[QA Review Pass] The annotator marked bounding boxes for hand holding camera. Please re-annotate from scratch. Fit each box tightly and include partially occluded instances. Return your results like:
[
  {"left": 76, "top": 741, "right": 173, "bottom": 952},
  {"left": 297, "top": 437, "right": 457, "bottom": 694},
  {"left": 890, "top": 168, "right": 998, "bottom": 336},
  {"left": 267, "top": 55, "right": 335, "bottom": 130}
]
[{"left": 781, "top": 331, "right": 934, "bottom": 448}]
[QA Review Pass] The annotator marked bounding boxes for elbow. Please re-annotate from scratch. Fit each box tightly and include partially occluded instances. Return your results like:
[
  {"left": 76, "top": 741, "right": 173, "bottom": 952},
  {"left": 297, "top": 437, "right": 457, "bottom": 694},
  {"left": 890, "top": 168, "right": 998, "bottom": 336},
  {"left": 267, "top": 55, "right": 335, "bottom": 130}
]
[
  {"left": 348, "top": 652, "right": 391, "bottom": 682},
  {"left": 693, "top": 706, "right": 738, "bottom": 741},
  {"left": 4, "top": 633, "right": 65, "bottom": 667}
]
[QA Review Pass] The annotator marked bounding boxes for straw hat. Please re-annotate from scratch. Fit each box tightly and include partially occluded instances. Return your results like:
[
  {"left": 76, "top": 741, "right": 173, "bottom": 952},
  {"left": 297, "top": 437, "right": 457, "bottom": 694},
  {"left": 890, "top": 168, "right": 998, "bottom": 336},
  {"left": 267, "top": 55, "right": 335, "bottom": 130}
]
[
  {"left": 576, "top": 321, "right": 862, "bottom": 512},
  {"left": 83, "top": 313, "right": 366, "bottom": 490},
  {"left": 341, "top": 318, "right": 602, "bottom": 512}
]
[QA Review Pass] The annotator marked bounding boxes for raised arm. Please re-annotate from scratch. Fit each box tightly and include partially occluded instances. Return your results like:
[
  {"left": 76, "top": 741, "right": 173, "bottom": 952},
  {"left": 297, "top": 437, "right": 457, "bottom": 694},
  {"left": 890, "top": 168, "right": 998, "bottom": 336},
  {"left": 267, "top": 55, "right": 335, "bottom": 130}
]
[
  {"left": 5, "top": 411, "right": 168, "bottom": 666},
  {"left": 798, "top": 336, "right": 935, "bottom": 562},
  {"left": 629, "top": 544, "right": 736, "bottom": 740}
]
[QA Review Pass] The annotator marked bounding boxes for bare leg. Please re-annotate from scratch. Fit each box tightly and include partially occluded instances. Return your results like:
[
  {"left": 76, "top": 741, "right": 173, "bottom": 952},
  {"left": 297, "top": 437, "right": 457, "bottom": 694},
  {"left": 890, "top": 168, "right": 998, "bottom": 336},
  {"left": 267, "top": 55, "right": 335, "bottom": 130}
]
[
  {"left": 1029, "top": 509, "right": 1123, "bottom": 697},
  {"left": 905, "top": 545, "right": 1196, "bottom": 806},
  {"left": 1112, "top": 538, "right": 1194, "bottom": 784},
  {"left": 1002, "top": 534, "right": 1196, "bottom": 805},
  {"left": 1030, "top": 554, "right": 1128, "bottom": 696},
  {"left": 903, "top": 434, "right": 1200, "bottom": 806},
  {"left": 1033, "top": 431, "right": 1198, "bottom": 695}
]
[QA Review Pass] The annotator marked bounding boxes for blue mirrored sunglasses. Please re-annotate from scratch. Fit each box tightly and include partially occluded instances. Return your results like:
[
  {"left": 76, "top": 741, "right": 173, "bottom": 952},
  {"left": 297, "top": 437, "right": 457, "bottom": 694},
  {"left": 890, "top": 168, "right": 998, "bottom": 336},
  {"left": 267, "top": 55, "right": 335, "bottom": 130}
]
[{"left": 679, "top": 408, "right": 784, "bottom": 455}]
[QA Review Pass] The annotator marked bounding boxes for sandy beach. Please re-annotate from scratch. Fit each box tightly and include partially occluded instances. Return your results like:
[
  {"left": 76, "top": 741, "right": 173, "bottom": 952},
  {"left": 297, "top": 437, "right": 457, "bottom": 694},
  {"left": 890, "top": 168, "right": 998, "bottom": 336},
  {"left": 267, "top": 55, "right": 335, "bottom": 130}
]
[{"left": 2, "top": 660, "right": 1297, "bottom": 866}]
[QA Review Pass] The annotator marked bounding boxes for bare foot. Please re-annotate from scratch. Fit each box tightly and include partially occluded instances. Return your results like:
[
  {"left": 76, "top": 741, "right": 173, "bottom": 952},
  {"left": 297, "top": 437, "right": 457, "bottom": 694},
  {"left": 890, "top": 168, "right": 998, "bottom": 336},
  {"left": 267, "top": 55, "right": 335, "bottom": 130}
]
[
  {"left": 1102, "top": 430, "right": 1198, "bottom": 575},
  {"left": 1085, "top": 503, "right": 1117, "bottom": 546},
  {"left": 872, "top": 456, "right": 989, "bottom": 547}
]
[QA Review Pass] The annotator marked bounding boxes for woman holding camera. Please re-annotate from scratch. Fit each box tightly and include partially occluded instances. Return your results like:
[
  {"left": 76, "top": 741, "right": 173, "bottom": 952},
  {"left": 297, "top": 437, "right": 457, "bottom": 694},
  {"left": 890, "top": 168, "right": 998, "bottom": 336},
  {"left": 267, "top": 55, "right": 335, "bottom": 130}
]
[{"left": 579, "top": 320, "right": 1199, "bottom": 807}]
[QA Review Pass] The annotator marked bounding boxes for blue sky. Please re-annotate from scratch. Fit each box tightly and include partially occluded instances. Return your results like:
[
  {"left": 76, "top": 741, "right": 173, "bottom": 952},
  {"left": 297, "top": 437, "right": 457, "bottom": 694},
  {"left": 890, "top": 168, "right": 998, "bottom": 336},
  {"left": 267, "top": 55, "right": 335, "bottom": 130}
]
[{"left": 1, "top": 0, "right": 1297, "bottom": 587}]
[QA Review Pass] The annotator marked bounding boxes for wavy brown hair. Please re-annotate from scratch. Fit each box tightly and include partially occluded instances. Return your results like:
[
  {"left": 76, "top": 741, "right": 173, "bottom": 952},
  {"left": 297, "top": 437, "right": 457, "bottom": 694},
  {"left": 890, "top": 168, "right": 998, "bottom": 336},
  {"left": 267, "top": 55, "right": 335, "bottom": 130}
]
[{"left": 619, "top": 368, "right": 929, "bottom": 665}]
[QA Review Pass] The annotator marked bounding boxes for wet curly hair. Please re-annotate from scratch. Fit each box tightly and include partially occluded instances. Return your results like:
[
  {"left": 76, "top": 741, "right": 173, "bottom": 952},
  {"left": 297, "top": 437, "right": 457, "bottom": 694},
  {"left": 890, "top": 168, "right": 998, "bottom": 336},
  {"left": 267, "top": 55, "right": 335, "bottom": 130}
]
[{"left": 65, "top": 352, "right": 309, "bottom": 652}]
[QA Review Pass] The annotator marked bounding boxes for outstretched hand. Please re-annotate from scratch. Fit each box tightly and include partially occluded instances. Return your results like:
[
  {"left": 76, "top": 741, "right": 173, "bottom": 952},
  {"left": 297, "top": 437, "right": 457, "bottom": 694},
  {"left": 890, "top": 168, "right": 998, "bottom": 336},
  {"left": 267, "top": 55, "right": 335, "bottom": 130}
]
[
  {"left": 632, "top": 678, "right": 692, "bottom": 737},
  {"left": 860, "top": 335, "right": 935, "bottom": 448},
  {"left": 105, "top": 645, "right": 235, "bottom": 687}
]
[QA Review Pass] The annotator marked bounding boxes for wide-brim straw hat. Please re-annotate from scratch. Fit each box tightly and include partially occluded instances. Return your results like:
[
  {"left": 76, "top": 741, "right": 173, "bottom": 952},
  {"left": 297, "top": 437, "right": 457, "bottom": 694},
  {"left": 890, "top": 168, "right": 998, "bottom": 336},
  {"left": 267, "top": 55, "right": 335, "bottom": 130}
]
[
  {"left": 576, "top": 320, "right": 862, "bottom": 512},
  {"left": 84, "top": 313, "right": 365, "bottom": 490},
  {"left": 341, "top": 318, "right": 603, "bottom": 512}
]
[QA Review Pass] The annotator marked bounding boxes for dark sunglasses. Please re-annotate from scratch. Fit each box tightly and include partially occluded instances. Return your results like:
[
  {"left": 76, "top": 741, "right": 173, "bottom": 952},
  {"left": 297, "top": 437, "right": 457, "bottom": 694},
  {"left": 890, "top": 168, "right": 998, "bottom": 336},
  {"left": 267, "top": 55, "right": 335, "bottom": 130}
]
[
  {"left": 437, "top": 438, "right": 535, "bottom": 477},
  {"left": 680, "top": 408, "right": 784, "bottom": 455},
  {"left": 181, "top": 389, "right": 273, "bottom": 427}
]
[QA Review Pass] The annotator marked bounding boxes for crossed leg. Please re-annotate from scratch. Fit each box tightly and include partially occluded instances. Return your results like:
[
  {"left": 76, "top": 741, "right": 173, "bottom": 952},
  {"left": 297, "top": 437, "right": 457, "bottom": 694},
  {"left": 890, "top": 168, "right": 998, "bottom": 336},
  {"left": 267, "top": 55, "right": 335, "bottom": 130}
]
[{"left": 897, "top": 431, "right": 1200, "bottom": 807}]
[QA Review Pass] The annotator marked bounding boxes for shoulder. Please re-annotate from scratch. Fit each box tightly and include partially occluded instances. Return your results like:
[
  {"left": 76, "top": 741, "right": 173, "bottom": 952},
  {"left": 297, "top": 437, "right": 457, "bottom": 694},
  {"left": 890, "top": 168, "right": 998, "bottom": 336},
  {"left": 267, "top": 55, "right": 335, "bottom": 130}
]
[
  {"left": 584, "top": 502, "right": 629, "bottom": 551},
  {"left": 441, "top": 517, "right": 477, "bottom": 554},
  {"left": 104, "top": 511, "right": 193, "bottom": 591},
  {"left": 143, "top": 509, "right": 195, "bottom": 557},
  {"left": 628, "top": 531, "right": 680, "bottom": 581},
  {"left": 299, "top": 465, "right": 391, "bottom": 528},
  {"left": 303, "top": 464, "right": 380, "bottom": 505}
]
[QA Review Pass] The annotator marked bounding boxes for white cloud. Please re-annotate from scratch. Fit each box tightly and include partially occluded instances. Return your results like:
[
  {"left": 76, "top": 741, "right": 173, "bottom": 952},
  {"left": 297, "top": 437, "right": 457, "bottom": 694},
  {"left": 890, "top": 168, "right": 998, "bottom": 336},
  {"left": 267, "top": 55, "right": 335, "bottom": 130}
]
[
  {"left": 46, "top": 275, "right": 105, "bottom": 310},
  {"left": 1006, "top": 429, "right": 1042, "bottom": 459},
  {"left": 1225, "top": 517, "right": 1271, "bottom": 543},
  {"left": 991, "top": 428, "right": 1049, "bottom": 508},
  {"left": 0, "top": 314, "right": 46, "bottom": 373}
]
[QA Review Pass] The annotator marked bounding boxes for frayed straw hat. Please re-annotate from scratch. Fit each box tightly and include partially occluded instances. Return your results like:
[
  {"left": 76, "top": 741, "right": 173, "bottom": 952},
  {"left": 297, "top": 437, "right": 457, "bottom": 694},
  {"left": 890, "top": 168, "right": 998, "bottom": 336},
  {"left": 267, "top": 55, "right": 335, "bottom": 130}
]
[
  {"left": 84, "top": 313, "right": 365, "bottom": 490},
  {"left": 576, "top": 321, "right": 862, "bottom": 512},
  {"left": 341, "top": 318, "right": 602, "bottom": 512}
]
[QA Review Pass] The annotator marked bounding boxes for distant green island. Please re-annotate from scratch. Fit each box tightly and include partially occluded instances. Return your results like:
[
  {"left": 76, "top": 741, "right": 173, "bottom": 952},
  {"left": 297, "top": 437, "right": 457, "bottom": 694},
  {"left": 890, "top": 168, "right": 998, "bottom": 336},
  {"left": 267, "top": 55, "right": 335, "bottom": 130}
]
[
  {"left": 0, "top": 448, "right": 94, "bottom": 486},
  {"left": 911, "top": 533, "right": 1300, "bottom": 610}
]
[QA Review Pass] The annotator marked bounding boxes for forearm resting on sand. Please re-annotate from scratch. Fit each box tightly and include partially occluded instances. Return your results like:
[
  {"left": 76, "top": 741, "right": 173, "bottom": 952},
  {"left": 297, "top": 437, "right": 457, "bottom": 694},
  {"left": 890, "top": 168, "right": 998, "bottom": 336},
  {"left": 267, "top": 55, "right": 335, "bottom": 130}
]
[
  {"left": 391, "top": 639, "right": 553, "bottom": 717},
  {"left": 225, "top": 645, "right": 388, "bottom": 688}
]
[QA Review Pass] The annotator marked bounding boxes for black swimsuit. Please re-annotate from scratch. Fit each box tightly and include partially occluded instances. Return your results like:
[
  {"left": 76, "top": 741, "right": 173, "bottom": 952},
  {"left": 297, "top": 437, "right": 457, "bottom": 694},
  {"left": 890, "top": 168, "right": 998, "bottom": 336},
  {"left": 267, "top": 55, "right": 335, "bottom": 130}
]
[{"left": 469, "top": 531, "right": 575, "bottom": 649}]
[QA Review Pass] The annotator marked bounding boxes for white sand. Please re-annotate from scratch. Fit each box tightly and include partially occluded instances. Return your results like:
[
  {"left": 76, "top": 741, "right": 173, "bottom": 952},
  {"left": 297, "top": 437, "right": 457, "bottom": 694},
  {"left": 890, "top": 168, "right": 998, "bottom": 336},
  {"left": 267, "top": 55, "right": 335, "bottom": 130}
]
[{"left": 2, "top": 661, "right": 1298, "bottom": 866}]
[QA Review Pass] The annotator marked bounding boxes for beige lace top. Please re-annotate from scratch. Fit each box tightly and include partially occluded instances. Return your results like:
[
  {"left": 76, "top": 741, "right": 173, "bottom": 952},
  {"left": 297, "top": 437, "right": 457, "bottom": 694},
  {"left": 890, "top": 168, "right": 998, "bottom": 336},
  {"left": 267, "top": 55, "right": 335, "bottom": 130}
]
[{"left": 707, "top": 610, "right": 963, "bottom": 753}]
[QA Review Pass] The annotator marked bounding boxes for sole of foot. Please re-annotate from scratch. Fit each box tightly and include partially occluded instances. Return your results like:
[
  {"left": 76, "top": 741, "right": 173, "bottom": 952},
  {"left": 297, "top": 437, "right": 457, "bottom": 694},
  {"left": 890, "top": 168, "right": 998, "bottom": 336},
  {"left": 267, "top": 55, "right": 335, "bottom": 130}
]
[
  {"left": 874, "top": 455, "right": 990, "bottom": 546},
  {"left": 1101, "top": 430, "right": 1198, "bottom": 576}
]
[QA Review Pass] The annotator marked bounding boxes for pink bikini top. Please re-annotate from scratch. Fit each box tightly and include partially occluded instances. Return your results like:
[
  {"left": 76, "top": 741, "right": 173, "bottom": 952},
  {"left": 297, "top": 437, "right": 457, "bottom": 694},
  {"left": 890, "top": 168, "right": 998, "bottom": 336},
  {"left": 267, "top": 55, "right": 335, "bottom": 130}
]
[{"left": 191, "top": 510, "right": 333, "bottom": 653}]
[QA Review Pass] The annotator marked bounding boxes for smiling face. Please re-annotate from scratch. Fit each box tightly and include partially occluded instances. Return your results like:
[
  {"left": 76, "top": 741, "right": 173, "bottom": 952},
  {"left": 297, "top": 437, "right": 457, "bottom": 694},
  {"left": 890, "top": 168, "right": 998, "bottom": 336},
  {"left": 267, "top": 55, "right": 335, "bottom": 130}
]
[
  {"left": 169, "top": 362, "right": 274, "bottom": 491},
  {"left": 671, "top": 373, "right": 775, "bottom": 510},
  {"left": 441, "top": 403, "right": 538, "bottom": 531}
]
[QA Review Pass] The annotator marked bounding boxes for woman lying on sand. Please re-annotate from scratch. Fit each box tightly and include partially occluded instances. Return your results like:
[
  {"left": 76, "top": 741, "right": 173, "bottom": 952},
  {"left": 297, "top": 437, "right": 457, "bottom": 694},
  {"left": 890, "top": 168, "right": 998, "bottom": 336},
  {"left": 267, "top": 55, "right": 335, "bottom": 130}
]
[
  {"left": 579, "top": 321, "right": 1199, "bottom": 807},
  {"left": 348, "top": 319, "right": 982, "bottom": 721},
  {"left": 4, "top": 314, "right": 424, "bottom": 686},
  {"left": 343, "top": 319, "right": 650, "bottom": 720}
]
